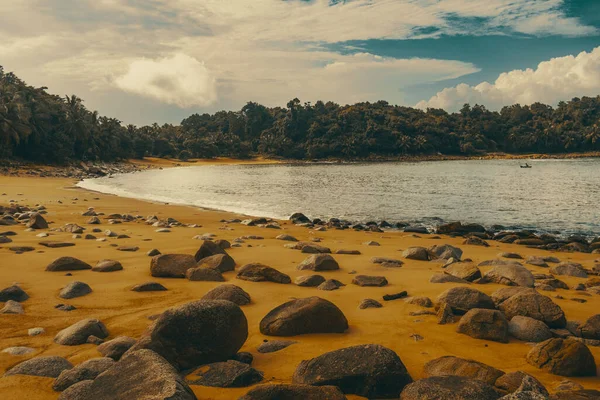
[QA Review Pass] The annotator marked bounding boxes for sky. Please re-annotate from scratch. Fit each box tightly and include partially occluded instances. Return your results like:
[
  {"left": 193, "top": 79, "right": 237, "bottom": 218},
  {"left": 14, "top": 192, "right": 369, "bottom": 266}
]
[{"left": 1, "top": 0, "right": 600, "bottom": 125}]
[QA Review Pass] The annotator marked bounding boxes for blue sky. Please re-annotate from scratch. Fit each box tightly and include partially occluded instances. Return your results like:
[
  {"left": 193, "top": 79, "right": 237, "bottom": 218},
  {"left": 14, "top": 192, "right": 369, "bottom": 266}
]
[{"left": 1, "top": 0, "right": 599, "bottom": 125}]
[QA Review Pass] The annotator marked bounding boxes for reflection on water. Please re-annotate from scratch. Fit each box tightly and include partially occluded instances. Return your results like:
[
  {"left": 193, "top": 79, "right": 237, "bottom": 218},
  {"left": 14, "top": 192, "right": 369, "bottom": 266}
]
[{"left": 78, "top": 158, "right": 600, "bottom": 236}]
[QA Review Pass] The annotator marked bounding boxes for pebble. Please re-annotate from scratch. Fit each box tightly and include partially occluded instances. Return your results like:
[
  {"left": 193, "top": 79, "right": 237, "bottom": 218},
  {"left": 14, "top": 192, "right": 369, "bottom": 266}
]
[{"left": 28, "top": 328, "right": 46, "bottom": 336}]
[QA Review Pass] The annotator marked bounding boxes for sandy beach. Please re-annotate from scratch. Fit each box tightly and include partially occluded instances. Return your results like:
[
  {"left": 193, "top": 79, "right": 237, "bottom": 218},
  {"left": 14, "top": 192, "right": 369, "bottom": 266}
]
[{"left": 1, "top": 165, "right": 600, "bottom": 399}]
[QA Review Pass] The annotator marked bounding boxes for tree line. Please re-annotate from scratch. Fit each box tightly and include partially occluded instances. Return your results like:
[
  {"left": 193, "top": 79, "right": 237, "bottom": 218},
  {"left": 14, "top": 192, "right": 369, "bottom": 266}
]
[{"left": 2, "top": 66, "right": 600, "bottom": 163}]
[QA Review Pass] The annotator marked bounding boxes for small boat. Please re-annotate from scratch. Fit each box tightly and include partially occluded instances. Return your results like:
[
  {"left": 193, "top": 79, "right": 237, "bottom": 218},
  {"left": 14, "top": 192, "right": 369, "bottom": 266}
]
[{"left": 520, "top": 163, "right": 532, "bottom": 169}]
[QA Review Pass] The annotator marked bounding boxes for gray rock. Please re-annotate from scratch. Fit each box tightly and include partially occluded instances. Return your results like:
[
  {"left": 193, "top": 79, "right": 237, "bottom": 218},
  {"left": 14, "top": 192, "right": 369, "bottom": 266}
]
[
  {"left": 92, "top": 259, "right": 123, "bottom": 272},
  {"left": 423, "top": 355, "right": 505, "bottom": 386},
  {"left": 482, "top": 264, "right": 535, "bottom": 287},
  {"left": 317, "top": 279, "right": 345, "bottom": 291},
  {"left": 400, "top": 376, "right": 501, "bottom": 400},
  {"left": 131, "top": 282, "right": 167, "bottom": 292},
  {"left": 197, "top": 254, "right": 236, "bottom": 273},
  {"left": 499, "top": 293, "right": 566, "bottom": 328},
  {"left": 508, "top": 316, "right": 554, "bottom": 342},
  {"left": 97, "top": 336, "right": 137, "bottom": 361},
  {"left": 186, "top": 267, "right": 225, "bottom": 282},
  {"left": 239, "top": 384, "right": 346, "bottom": 400},
  {"left": 1, "top": 300, "right": 24, "bottom": 314},
  {"left": 150, "top": 254, "right": 197, "bottom": 278},
  {"left": 437, "top": 287, "right": 495, "bottom": 315},
  {"left": 359, "top": 298, "right": 383, "bottom": 309},
  {"left": 403, "top": 246, "right": 430, "bottom": 260},
  {"left": 187, "top": 360, "right": 263, "bottom": 388},
  {"left": 295, "top": 275, "right": 326, "bottom": 287},
  {"left": 59, "top": 281, "right": 92, "bottom": 299},
  {"left": 444, "top": 262, "right": 482, "bottom": 282},
  {"left": 237, "top": 263, "right": 291, "bottom": 284},
  {"left": 351, "top": 275, "right": 388, "bottom": 287},
  {"left": 2, "top": 346, "right": 35, "bottom": 356},
  {"left": 4, "top": 356, "right": 73, "bottom": 378},
  {"left": 46, "top": 257, "right": 92, "bottom": 272},
  {"left": 53, "top": 357, "right": 115, "bottom": 391},
  {"left": 456, "top": 309, "right": 509, "bottom": 343},
  {"left": 296, "top": 254, "right": 339, "bottom": 271},
  {"left": 201, "top": 284, "right": 251, "bottom": 306},
  {"left": 550, "top": 262, "right": 588, "bottom": 278},
  {"left": 54, "top": 319, "right": 109, "bottom": 346},
  {"left": 526, "top": 338, "right": 596, "bottom": 377},
  {"left": 257, "top": 340, "right": 296, "bottom": 353},
  {"left": 430, "top": 273, "right": 470, "bottom": 284}
]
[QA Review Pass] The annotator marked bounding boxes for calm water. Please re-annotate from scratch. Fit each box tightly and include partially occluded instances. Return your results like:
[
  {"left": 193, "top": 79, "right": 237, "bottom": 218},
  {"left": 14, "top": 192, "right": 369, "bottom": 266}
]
[{"left": 78, "top": 159, "right": 600, "bottom": 236}]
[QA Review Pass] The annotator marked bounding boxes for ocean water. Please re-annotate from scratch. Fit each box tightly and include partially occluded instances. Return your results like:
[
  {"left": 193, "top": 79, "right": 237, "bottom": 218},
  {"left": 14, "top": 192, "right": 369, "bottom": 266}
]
[{"left": 78, "top": 158, "right": 600, "bottom": 236}]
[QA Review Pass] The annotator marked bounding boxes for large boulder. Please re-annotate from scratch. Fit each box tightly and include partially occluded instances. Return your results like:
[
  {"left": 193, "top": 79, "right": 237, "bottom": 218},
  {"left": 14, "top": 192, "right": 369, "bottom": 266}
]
[
  {"left": 46, "top": 257, "right": 92, "bottom": 272},
  {"left": 187, "top": 360, "right": 263, "bottom": 387},
  {"left": 482, "top": 264, "right": 535, "bottom": 287},
  {"left": 292, "top": 344, "right": 412, "bottom": 398},
  {"left": 577, "top": 315, "right": 600, "bottom": 340},
  {"left": 456, "top": 309, "right": 509, "bottom": 343},
  {"left": 491, "top": 287, "right": 537, "bottom": 307},
  {"left": 428, "top": 244, "right": 463, "bottom": 260},
  {"left": 59, "top": 281, "right": 92, "bottom": 299},
  {"left": 444, "top": 262, "right": 481, "bottom": 282},
  {"left": 194, "top": 240, "right": 227, "bottom": 262},
  {"left": 150, "top": 254, "right": 197, "bottom": 278},
  {"left": 197, "top": 254, "right": 236, "bottom": 273},
  {"left": 437, "top": 287, "right": 495, "bottom": 315},
  {"left": 423, "top": 356, "right": 505, "bottom": 386},
  {"left": 60, "top": 350, "right": 197, "bottom": 400},
  {"left": 97, "top": 336, "right": 137, "bottom": 360},
  {"left": 0, "top": 285, "right": 29, "bottom": 302},
  {"left": 508, "top": 316, "right": 553, "bottom": 343},
  {"left": 201, "top": 284, "right": 251, "bottom": 306},
  {"left": 526, "top": 338, "right": 596, "bottom": 377},
  {"left": 296, "top": 254, "right": 339, "bottom": 271},
  {"left": 237, "top": 263, "right": 291, "bottom": 284},
  {"left": 499, "top": 293, "right": 566, "bottom": 328},
  {"left": 4, "top": 356, "right": 73, "bottom": 378},
  {"left": 400, "top": 376, "right": 501, "bottom": 400},
  {"left": 27, "top": 213, "right": 48, "bottom": 229},
  {"left": 239, "top": 384, "right": 347, "bottom": 400},
  {"left": 53, "top": 357, "right": 115, "bottom": 391},
  {"left": 128, "top": 300, "right": 247, "bottom": 371},
  {"left": 495, "top": 371, "right": 548, "bottom": 396},
  {"left": 259, "top": 297, "right": 348, "bottom": 336},
  {"left": 54, "top": 319, "right": 109, "bottom": 346},
  {"left": 403, "top": 247, "right": 429, "bottom": 261},
  {"left": 550, "top": 262, "right": 588, "bottom": 278}
]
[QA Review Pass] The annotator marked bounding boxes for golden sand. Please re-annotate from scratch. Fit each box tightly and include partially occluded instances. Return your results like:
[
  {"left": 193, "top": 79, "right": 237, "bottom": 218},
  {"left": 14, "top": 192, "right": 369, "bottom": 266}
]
[{"left": 0, "top": 169, "right": 599, "bottom": 399}]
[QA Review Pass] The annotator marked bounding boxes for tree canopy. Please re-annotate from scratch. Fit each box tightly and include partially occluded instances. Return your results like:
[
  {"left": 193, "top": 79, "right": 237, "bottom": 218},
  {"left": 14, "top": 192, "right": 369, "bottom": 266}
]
[{"left": 2, "top": 66, "right": 599, "bottom": 163}]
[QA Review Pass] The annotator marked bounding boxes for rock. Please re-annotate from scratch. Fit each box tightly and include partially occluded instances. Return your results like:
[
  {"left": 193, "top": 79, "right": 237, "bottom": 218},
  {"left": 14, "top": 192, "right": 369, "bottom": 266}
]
[
  {"left": 500, "top": 252, "right": 524, "bottom": 259},
  {"left": 59, "top": 281, "right": 92, "bottom": 299},
  {"left": 128, "top": 300, "right": 248, "bottom": 370},
  {"left": 300, "top": 243, "right": 331, "bottom": 254},
  {"left": 26, "top": 213, "right": 48, "bottom": 229},
  {"left": 293, "top": 344, "right": 412, "bottom": 398},
  {"left": 0, "top": 285, "right": 29, "bottom": 302},
  {"left": 405, "top": 296, "right": 433, "bottom": 308},
  {"left": 1, "top": 300, "right": 24, "bottom": 314},
  {"left": 297, "top": 254, "right": 339, "bottom": 271},
  {"left": 54, "top": 318, "right": 109, "bottom": 346},
  {"left": 437, "top": 287, "right": 495, "bottom": 315},
  {"left": 87, "top": 216, "right": 100, "bottom": 224},
  {"left": 295, "top": 274, "right": 326, "bottom": 287},
  {"left": 55, "top": 304, "right": 76, "bottom": 312},
  {"left": 131, "top": 282, "right": 167, "bottom": 292},
  {"left": 0, "top": 236, "right": 12, "bottom": 244},
  {"left": 317, "top": 279, "right": 345, "bottom": 291},
  {"left": 576, "top": 315, "right": 600, "bottom": 340},
  {"left": 371, "top": 257, "right": 403, "bottom": 267},
  {"left": 187, "top": 360, "right": 263, "bottom": 388},
  {"left": 464, "top": 237, "right": 490, "bottom": 247},
  {"left": 237, "top": 263, "right": 291, "bottom": 284},
  {"left": 554, "top": 380, "right": 584, "bottom": 392},
  {"left": 9, "top": 246, "right": 35, "bottom": 253},
  {"left": 276, "top": 234, "right": 298, "bottom": 242},
  {"left": 186, "top": 267, "right": 225, "bottom": 282},
  {"left": 508, "top": 316, "right": 554, "bottom": 342},
  {"left": 39, "top": 241, "right": 76, "bottom": 248},
  {"left": 496, "top": 372, "right": 548, "bottom": 396},
  {"left": 491, "top": 287, "right": 537, "bottom": 306},
  {"left": 97, "top": 336, "right": 137, "bottom": 360},
  {"left": 352, "top": 275, "right": 388, "bottom": 287},
  {"left": 403, "top": 246, "right": 430, "bottom": 260},
  {"left": 197, "top": 253, "right": 236, "bottom": 273},
  {"left": 527, "top": 256, "right": 549, "bottom": 268},
  {"left": 550, "top": 390, "right": 600, "bottom": 400},
  {"left": 2, "top": 346, "right": 35, "bottom": 355},
  {"left": 28, "top": 327, "right": 45, "bottom": 336},
  {"left": 359, "top": 299, "right": 383, "bottom": 309},
  {"left": 444, "top": 262, "right": 482, "bottom": 282},
  {"left": 526, "top": 338, "right": 596, "bottom": 377},
  {"left": 4, "top": 356, "right": 73, "bottom": 378},
  {"left": 335, "top": 249, "right": 361, "bottom": 255},
  {"left": 456, "top": 309, "right": 509, "bottom": 343},
  {"left": 481, "top": 264, "right": 535, "bottom": 288},
  {"left": 423, "top": 356, "right": 505, "bottom": 386},
  {"left": 437, "top": 302, "right": 455, "bottom": 324},
  {"left": 430, "top": 273, "right": 470, "bottom": 284},
  {"left": 147, "top": 248, "right": 161, "bottom": 257},
  {"left": 428, "top": 244, "right": 463, "bottom": 260},
  {"left": 550, "top": 262, "right": 588, "bottom": 278},
  {"left": 239, "top": 384, "right": 346, "bottom": 400},
  {"left": 46, "top": 257, "right": 92, "bottom": 272},
  {"left": 259, "top": 297, "right": 348, "bottom": 336},
  {"left": 499, "top": 293, "right": 566, "bottom": 328},
  {"left": 194, "top": 240, "right": 227, "bottom": 262},
  {"left": 257, "top": 340, "right": 296, "bottom": 353},
  {"left": 64, "top": 350, "right": 197, "bottom": 400},
  {"left": 53, "top": 357, "right": 115, "bottom": 391},
  {"left": 150, "top": 254, "right": 197, "bottom": 278},
  {"left": 92, "top": 259, "right": 123, "bottom": 272},
  {"left": 400, "top": 376, "right": 501, "bottom": 400},
  {"left": 383, "top": 291, "right": 408, "bottom": 301},
  {"left": 537, "top": 278, "right": 569, "bottom": 290},
  {"left": 117, "top": 246, "right": 138, "bottom": 252},
  {"left": 200, "top": 284, "right": 251, "bottom": 306},
  {"left": 233, "top": 352, "right": 254, "bottom": 365}
]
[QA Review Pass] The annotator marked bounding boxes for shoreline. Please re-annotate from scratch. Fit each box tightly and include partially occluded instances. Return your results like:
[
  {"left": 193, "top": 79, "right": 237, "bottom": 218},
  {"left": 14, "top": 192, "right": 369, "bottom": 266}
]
[{"left": 1, "top": 174, "right": 600, "bottom": 399}]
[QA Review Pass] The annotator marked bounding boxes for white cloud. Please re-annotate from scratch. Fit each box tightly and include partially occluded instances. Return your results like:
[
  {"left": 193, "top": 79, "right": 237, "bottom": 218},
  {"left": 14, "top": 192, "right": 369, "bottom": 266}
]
[
  {"left": 0, "top": 0, "right": 596, "bottom": 123},
  {"left": 416, "top": 47, "right": 600, "bottom": 112},
  {"left": 114, "top": 53, "right": 217, "bottom": 107}
]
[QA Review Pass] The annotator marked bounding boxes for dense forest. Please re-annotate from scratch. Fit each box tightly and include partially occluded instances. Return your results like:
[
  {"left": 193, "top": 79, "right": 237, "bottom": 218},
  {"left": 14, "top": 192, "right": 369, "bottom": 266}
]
[{"left": 1, "top": 65, "right": 600, "bottom": 163}]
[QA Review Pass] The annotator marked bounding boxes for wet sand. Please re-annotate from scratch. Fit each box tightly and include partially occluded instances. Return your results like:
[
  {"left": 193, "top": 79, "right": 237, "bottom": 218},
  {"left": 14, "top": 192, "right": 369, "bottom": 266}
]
[{"left": 1, "top": 171, "right": 599, "bottom": 399}]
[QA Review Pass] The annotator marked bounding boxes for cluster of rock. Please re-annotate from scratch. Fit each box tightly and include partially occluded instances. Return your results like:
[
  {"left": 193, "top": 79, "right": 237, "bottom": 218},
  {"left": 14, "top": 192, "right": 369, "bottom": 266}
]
[{"left": 0, "top": 160, "right": 148, "bottom": 179}]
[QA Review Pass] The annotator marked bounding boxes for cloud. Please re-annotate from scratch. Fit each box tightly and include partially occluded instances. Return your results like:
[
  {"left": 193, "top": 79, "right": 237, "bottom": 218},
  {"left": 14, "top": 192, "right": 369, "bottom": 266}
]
[
  {"left": 114, "top": 53, "right": 217, "bottom": 107},
  {"left": 416, "top": 47, "right": 600, "bottom": 112}
]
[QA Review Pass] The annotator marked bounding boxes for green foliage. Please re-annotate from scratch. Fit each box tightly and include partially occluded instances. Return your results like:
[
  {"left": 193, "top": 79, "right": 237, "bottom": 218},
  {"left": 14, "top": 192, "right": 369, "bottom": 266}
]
[{"left": 1, "top": 66, "right": 600, "bottom": 163}]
